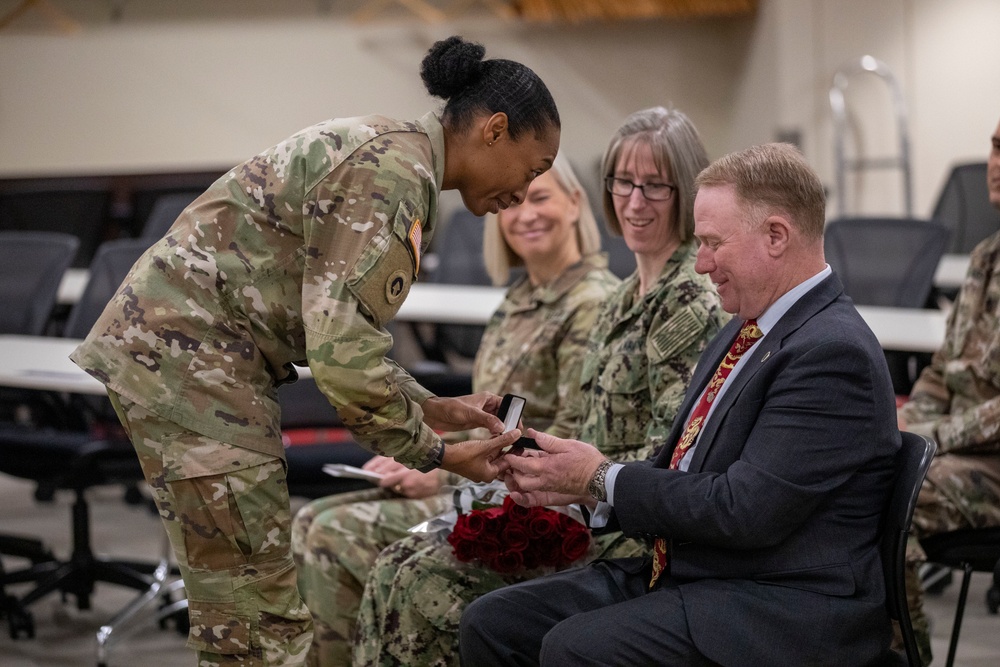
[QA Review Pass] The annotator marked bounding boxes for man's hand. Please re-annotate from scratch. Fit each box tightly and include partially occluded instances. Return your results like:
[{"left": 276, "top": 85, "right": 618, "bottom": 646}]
[
  {"left": 422, "top": 393, "right": 504, "bottom": 434},
  {"left": 441, "top": 429, "right": 521, "bottom": 482},
  {"left": 364, "top": 455, "right": 443, "bottom": 499},
  {"left": 502, "top": 463, "right": 591, "bottom": 508},
  {"left": 504, "top": 429, "right": 607, "bottom": 499}
]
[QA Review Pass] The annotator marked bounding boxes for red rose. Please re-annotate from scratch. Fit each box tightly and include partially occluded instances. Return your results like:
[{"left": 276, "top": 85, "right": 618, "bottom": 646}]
[
  {"left": 475, "top": 534, "right": 501, "bottom": 563},
  {"left": 559, "top": 524, "right": 591, "bottom": 563},
  {"left": 492, "top": 549, "right": 525, "bottom": 574},
  {"left": 528, "top": 508, "right": 560, "bottom": 538},
  {"left": 464, "top": 511, "right": 488, "bottom": 536},
  {"left": 450, "top": 537, "right": 479, "bottom": 563},
  {"left": 450, "top": 514, "right": 481, "bottom": 542},
  {"left": 481, "top": 506, "right": 505, "bottom": 521},
  {"left": 501, "top": 521, "right": 530, "bottom": 553},
  {"left": 503, "top": 496, "right": 532, "bottom": 523}
]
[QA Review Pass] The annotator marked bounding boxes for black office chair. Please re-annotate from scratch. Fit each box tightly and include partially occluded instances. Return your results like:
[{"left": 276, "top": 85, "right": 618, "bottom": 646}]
[
  {"left": 279, "top": 377, "right": 375, "bottom": 499},
  {"left": 825, "top": 217, "right": 951, "bottom": 309},
  {"left": 0, "top": 231, "right": 79, "bottom": 336},
  {"left": 0, "top": 231, "right": 81, "bottom": 426},
  {"left": 138, "top": 190, "right": 201, "bottom": 242},
  {"left": 881, "top": 431, "right": 937, "bottom": 666},
  {"left": 931, "top": 162, "right": 1000, "bottom": 254},
  {"left": 919, "top": 527, "right": 1000, "bottom": 666},
  {"left": 0, "top": 188, "right": 113, "bottom": 268},
  {"left": 127, "top": 184, "right": 214, "bottom": 238},
  {"left": 406, "top": 208, "right": 493, "bottom": 397},
  {"left": 0, "top": 238, "right": 154, "bottom": 640},
  {"left": 825, "top": 217, "right": 950, "bottom": 395}
]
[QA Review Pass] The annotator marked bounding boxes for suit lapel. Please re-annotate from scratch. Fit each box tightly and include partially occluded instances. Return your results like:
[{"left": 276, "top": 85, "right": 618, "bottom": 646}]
[
  {"left": 654, "top": 318, "right": 742, "bottom": 467},
  {"left": 684, "top": 274, "right": 845, "bottom": 472}
]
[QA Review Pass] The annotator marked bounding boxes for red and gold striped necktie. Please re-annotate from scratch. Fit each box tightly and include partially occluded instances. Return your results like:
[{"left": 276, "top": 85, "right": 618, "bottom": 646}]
[{"left": 649, "top": 319, "right": 763, "bottom": 589}]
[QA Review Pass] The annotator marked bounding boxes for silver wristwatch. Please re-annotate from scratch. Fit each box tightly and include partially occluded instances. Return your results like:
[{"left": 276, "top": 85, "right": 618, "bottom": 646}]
[{"left": 587, "top": 458, "right": 613, "bottom": 502}]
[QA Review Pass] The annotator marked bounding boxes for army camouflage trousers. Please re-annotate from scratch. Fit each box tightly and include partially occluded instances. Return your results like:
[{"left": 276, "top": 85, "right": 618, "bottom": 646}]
[
  {"left": 903, "top": 452, "right": 1000, "bottom": 667},
  {"left": 108, "top": 390, "right": 313, "bottom": 667},
  {"left": 290, "top": 489, "right": 451, "bottom": 667},
  {"left": 353, "top": 529, "right": 649, "bottom": 667}
]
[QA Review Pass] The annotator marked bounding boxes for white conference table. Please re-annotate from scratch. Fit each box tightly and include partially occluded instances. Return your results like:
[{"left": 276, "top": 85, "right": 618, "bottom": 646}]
[
  {"left": 57, "top": 268, "right": 90, "bottom": 306},
  {"left": 59, "top": 252, "right": 972, "bottom": 307},
  {"left": 0, "top": 294, "right": 946, "bottom": 397},
  {"left": 855, "top": 305, "right": 946, "bottom": 353},
  {"left": 0, "top": 335, "right": 105, "bottom": 395},
  {"left": 933, "top": 254, "right": 971, "bottom": 291}
]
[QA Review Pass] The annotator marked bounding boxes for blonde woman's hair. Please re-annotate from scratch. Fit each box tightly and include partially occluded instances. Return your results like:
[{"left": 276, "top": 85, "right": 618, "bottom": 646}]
[
  {"left": 600, "top": 106, "right": 709, "bottom": 243},
  {"left": 483, "top": 153, "right": 601, "bottom": 286}
]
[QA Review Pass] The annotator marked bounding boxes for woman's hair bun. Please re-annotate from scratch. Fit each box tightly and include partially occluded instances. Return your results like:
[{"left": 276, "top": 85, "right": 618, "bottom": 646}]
[{"left": 420, "top": 36, "right": 487, "bottom": 100}]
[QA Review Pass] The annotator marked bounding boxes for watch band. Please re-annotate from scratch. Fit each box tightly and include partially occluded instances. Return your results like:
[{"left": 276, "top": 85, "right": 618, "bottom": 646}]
[{"left": 587, "top": 458, "right": 613, "bottom": 503}]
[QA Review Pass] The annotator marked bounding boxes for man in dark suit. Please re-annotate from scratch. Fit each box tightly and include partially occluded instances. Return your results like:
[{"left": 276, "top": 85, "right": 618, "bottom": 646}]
[{"left": 460, "top": 143, "right": 901, "bottom": 666}]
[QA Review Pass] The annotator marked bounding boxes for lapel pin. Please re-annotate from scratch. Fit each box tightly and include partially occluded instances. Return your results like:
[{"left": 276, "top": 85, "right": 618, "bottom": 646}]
[{"left": 760, "top": 351, "right": 771, "bottom": 363}]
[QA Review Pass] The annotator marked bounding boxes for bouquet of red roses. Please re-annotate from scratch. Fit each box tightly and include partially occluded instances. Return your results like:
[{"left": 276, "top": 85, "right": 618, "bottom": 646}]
[{"left": 445, "top": 494, "right": 591, "bottom": 574}]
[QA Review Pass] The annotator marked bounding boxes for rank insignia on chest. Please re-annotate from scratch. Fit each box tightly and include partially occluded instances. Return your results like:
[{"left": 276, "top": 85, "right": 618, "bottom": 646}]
[{"left": 408, "top": 218, "right": 422, "bottom": 275}]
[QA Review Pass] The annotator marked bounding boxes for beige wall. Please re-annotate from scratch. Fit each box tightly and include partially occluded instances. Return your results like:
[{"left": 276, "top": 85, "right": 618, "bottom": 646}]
[{"left": 1, "top": 0, "right": 998, "bottom": 219}]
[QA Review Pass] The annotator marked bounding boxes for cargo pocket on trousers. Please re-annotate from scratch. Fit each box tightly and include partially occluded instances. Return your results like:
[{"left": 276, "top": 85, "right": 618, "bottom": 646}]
[{"left": 186, "top": 603, "right": 252, "bottom": 655}]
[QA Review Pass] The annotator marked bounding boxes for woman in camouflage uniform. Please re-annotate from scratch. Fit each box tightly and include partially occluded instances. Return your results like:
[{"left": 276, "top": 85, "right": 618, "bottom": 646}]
[
  {"left": 352, "top": 107, "right": 730, "bottom": 667},
  {"left": 291, "top": 155, "right": 620, "bottom": 666},
  {"left": 69, "top": 36, "right": 560, "bottom": 667}
]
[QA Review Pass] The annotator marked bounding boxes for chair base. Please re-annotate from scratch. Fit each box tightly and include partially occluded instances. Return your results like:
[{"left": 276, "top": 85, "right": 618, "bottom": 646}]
[{"left": 0, "top": 490, "right": 160, "bottom": 640}]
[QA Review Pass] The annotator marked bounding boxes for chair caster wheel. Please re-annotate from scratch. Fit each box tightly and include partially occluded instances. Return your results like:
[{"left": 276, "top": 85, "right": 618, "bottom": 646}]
[
  {"left": 986, "top": 586, "right": 1000, "bottom": 614},
  {"left": 158, "top": 598, "right": 189, "bottom": 636},
  {"left": 7, "top": 605, "right": 35, "bottom": 639}
]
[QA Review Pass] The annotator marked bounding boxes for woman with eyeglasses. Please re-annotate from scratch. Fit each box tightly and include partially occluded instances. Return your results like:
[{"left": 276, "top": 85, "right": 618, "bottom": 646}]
[{"left": 351, "top": 107, "right": 729, "bottom": 667}]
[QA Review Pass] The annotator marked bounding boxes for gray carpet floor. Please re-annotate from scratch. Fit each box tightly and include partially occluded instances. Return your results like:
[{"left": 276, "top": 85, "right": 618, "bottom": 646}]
[{"left": 1, "top": 474, "right": 998, "bottom": 666}]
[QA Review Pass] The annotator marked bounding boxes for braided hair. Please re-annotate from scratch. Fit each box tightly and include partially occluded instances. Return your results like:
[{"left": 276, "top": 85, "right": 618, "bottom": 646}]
[{"left": 420, "top": 36, "right": 559, "bottom": 141}]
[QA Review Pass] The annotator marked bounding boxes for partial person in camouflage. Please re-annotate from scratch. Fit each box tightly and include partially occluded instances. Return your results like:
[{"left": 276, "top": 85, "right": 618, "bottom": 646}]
[
  {"left": 899, "top": 115, "right": 1000, "bottom": 666},
  {"left": 291, "top": 155, "right": 620, "bottom": 666},
  {"left": 352, "top": 107, "right": 729, "bottom": 667},
  {"left": 70, "top": 36, "right": 560, "bottom": 667}
]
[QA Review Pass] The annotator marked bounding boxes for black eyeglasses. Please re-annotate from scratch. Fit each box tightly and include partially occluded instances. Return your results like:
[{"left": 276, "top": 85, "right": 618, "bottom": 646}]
[{"left": 605, "top": 177, "right": 676, "bottom": 201}]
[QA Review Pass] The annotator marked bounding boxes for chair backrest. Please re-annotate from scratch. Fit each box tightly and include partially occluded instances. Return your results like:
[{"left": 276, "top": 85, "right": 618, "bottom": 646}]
[
  {"left": 931, "top": 162, "right": 1000, "bottom": 254},
  {"left": 140, "top": 191, "right": 201, "bottom": 241},
  {"left": 277, "top": 377, "right": 343, "bottom": 430},
  {"left": 881, "top": 431, "right": 937, "bottom": 666},
  {"left": 824, "top": 217, "right": 950, "bottom": 308},
  {"left": 64, "top": 238, "right": 151, "bottom": 339},
  {"left": 597, "top": 221, "right": 637, "bottom": 280},
  {"left": 0, "top": 188, "right": 112, "bottom": 267},
  {"left": 0, "top": 231, "right": 79, "bottom": 335},
  {"left": 428, "top": 208, "right": 493, "bottom": 360}
]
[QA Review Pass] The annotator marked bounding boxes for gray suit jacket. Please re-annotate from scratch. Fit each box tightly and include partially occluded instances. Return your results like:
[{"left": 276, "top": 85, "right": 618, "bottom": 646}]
[{"left": 611, "top": 273, "right": 900, "bottom": 665}]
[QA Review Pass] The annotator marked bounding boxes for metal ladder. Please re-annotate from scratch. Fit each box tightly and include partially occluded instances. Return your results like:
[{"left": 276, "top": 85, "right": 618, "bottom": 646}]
[{"left": 829, "top": 55, "right": 913, "bottom": 218}]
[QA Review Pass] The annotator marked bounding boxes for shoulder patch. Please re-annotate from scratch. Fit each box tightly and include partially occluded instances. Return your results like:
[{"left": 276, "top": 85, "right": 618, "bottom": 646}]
[
  {"left": 408, "top": 218, "right": 422, "bottom": 275},
  {"left": 648, "top": 305, "right": 706, "bottom": 363},
  {"left": 386, "top": 269, "right": 408, "bottom": 304},
  {"left": 351, "top": 238, "right": 413, "bottom": 329}
]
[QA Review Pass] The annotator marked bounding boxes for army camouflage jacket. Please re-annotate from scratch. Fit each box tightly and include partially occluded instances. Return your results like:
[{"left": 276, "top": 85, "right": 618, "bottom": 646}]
[
  {"left": 901, "top": 230, "right": 1000, "bottom": 453},
  {"left": 571, "top": 240, "right": 729, "bottom": 462},
  {"left": 472, "top": 253, "right": 620, "bottom": 438},
  {"left": 71, "top": 113, "right": 448, "bottom": 469}
]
